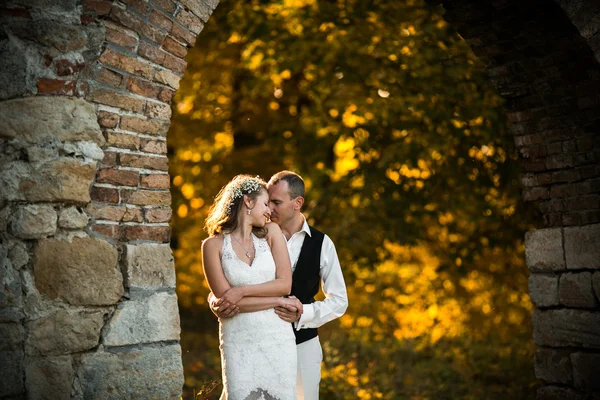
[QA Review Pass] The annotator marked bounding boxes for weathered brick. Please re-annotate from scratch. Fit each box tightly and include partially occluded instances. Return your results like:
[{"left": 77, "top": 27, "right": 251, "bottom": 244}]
[
  {"left": 179, "top": 0, "right": 211, "bottom": 22},
  {"left": 528, "top": 273, "right": 559, "bottom": 307},
  {"left": 580, "top": 210, "right": 600, "bottom": 225},
  {"left": 566, "top": 195, "right": 600, "bottom": 211},
  {"left": 120, "top": 115, "right": 167, "bottom": 135},
  {"left": 126, "top": 77, "right": 160, "bottom": 99},
  {"left": 140, "top": 139, "right": 167, "bottom": 154},
  {"left": 150, "top": 10, "right": 173, "bottom": 31},
  {"left": 105, "top": 23, "right": 139, "bottom": 51},
  {"left": 140, "top": 174, "right": 169, "bottom": 188},
  {"left": 175, "top": 8, "right": 204, "bottom": 35},
  {"left": 110, "top": 4, "right": 166, "bottom": 44},
  {"left": 163, "top": 53, "right": 186, "bottom": 75},
  {"left": 55, "top": 59, "right": 85, "bottom": 76},
  {"left": 96, "top": 168, "right": 140, "bottom": 187},
  {"left": 145, "top": 101, "right": 172, "bottom": 120},
  {"left": 170, "top": 23, "right": 196, "bottom": 47},
  {"left": 122, "top": 0, "right": 151, "bottom": 16},
  {"left": 96, "top": 67, "right": 124, "bottom": 87},
  {"left": 106, "top": 131, "right": 141, "bottom": 150},
  {"left": 122, "top": 225, "right": 171, "bottom": 242},
  {"left": 162, "top": 36, "right": 187, "bottom": 58},
  {"left": 37, "top": 79, "right": 75, "bottom": 95},
  {"left": 552, "top": 169, "right": 580, "bottom": 183},
  {"left": 154, "top": 69, "right": 181, "bottom": 89},
  {"left": 121, "top": 189, "right": 171, "bottom": 206},
  {"left": 571, "top": 353, "right": 600, "bottom": 392},
  {"left": 202, "top": 0, "right": 219, "bottom": 10},
  {"left": 98, "top": 111, "right": 119, "bottom": 129},
  {"left": 89, "top": 223, "right": 121, "bottom": 240},
  {"left": 576, "top": 178, "right": 600, "bottom": 195},
  {"left": 539, "top": 199, "right": 567, "bottom": 214},
  {"left": 123, "top": 207, "right": 144, "bottom": 222},
  {"left": 564, "top": 224, "right": 600, "bottom": 269},
  {"left": 534, "top": 348, "right": 573, "bottom": 384},
  {"left": 525, "top": 228, "right": 565, "bottom": 271},
  {"left": 138, "top": 41, "right": 167, "bottom": 65},
  {"left": 544, "top": 213, "right": 562, "bottom": 227},
  {"left": 152, "top": 0, "right": 176, "bottom": 13},
  {"left": 546, "top": 142, "right": 563, "bottom": 155},
  {"left": 88, "top": 86, "right": 145, "bottom": 113},
  {"left": 144, "top": 207, "right": 172, "bottom": 223},
  {"left": 99, "top": 48, "right": 154, "bottom": 80},
  {"left": 87, "top": 203, "right": 143, "bottom": 223},
  {"left": 102, "top": 151, "right": 118, "bottom": 167},
  {"left": 523, "top": 187, "right": 548, "bottom": 201},
  {"left": 119, "top": 154, "right": 169, "bottom": 171},
  {"left": 562, "top": 213, "right": 582, "bottom": 226},
  {"left": 90, "top": 186, "right": 119, "bottom": 204},
  {"left": 533, "top": 309, "right": 600, "bottom": 348},
  {"left": 546, "top": 154, "right": 575, "bottom": 170},
  {"left": 87, "top": 203, "right": 128, "bottom": 221},
  {"left": 81, "top": 14, "right": 95, "bottom": 24},
  {"left": 520, "top": 145, "right": 546, "bottom": 159},
  {"left": 559, "top": 272, "right": 597, "bottom": 308},
  {"left": 562, "top": 140, "right": 577, "bottom": 153},
  {"left": 521, "top": 159, "right": 547, "bottom": 173},
  {"left": 157, "top": 87, "right": 174, "bottom": 103},
  {"left": 550, "top": 183, "right": 574, "bottom": 198},
  {"left": 83, "top": 0, "right": 112, "bottom": 14}
]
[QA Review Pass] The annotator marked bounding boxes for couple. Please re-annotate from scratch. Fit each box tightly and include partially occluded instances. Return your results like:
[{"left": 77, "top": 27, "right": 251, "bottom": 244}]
[{"left": 202, "top": 171, "right": 348, "bottom": 400}]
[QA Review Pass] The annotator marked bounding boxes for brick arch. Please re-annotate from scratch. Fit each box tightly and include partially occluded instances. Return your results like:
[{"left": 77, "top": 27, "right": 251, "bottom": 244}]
[
  {"left": 0, "top": 0, "right": 599, "bottom": 399},
  {"left": 436, "top": 1, "right": 600, "bottom": 398}
]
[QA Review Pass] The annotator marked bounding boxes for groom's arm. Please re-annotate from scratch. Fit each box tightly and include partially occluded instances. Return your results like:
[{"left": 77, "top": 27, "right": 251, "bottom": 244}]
[{"left": 276, "top": 235, "right": 348, "bottom": 329}]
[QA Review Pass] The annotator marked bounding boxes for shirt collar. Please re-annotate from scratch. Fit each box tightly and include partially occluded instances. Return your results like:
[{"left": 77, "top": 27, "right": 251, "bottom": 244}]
[{"left": 300, "top": 215, "right": 311, "bottom": 237}]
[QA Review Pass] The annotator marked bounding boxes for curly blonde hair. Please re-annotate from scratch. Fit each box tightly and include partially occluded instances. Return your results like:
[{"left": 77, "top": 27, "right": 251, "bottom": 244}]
[{"left": 204, "top": 174, "right": 268, "bottom": 237}]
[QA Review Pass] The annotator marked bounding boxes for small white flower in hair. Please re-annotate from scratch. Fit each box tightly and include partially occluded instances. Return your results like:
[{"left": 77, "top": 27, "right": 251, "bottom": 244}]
[{"left": 225, "top": 177, "right": 262, "bottom": 215}]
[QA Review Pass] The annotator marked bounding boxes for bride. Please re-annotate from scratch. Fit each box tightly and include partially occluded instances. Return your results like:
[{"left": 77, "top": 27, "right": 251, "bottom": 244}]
[{"left": 202, "top": 175, "right": 300, "bottom": 400}]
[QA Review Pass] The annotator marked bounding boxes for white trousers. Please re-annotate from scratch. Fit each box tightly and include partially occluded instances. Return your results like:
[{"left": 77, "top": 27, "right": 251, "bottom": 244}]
[{"left": 296, "top": 336, "right": 322, "bottom": 400}]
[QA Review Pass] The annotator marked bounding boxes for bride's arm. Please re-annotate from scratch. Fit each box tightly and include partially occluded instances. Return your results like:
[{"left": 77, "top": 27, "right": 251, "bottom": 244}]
[
  {"left": 221, "top": 223, "right": 292, "bottom": 304},
  {"left": 210, "top": 292, "right": 303, "bottom": 316},
  {"left": 202, "top": 235, "right": 232, "bottom": 298}
]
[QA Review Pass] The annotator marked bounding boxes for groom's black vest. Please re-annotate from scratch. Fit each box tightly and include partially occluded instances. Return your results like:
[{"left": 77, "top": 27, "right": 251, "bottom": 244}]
[{"left": 290, "top": 226, "right": 325, "bottom": 345}]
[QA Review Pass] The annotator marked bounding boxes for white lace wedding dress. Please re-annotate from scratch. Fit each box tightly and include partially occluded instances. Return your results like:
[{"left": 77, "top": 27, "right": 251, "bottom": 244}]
[{"left": 219, "top": 233, "right": 297, "bottom": 400}]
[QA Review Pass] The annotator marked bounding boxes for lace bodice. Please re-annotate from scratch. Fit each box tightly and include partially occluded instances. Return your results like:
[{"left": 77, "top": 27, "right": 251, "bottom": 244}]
[
  {"left": 221, "top": 233, "right": 275, "bottom": 287},
  {"left": 218, "top": 233, "right": 297, "bottom": 400}
]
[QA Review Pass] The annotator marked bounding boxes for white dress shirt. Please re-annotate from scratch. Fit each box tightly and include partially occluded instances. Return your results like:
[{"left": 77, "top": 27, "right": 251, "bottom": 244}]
[{"left": 286, "top": 217, "right": 348, "bottom": 330}]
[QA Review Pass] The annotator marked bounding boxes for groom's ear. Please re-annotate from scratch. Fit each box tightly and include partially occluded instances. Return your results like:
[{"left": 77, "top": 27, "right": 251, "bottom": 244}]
[{"left": 293, "top": 196, "right": 304, "bottom": 211}]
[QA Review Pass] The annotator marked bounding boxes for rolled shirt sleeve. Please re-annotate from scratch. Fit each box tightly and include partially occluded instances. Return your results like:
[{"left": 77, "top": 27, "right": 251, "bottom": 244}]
[{"left": 295, "top": 234, "right": 348, "bottom": 330}]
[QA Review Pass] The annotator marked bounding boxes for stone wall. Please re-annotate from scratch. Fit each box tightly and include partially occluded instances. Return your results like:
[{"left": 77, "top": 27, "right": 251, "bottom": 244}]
[
  {"left": 440, "top": 0, "right": 600, "bottom": 398},
  {"left": 0, "top": 0, "right": 216, "bottom": 398}
]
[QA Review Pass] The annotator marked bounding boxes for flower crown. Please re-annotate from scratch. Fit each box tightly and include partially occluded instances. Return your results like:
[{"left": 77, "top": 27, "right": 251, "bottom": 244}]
[{"left": 225, "top": 176, "right": 262, "bottom": 215}]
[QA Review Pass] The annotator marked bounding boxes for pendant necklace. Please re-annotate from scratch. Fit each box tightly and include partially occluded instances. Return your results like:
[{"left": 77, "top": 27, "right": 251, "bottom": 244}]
[{"left": 232, "top": 233, "right": 254, "bottom": 260}]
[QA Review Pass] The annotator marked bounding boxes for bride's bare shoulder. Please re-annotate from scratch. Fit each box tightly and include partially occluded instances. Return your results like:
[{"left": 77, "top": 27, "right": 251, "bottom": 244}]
[{"left": 202, "top": 234, "right": 224, "bottom": 252}]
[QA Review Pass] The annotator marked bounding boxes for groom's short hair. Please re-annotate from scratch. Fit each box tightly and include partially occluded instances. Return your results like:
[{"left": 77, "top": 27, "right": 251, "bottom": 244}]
[{"left": 268, "top": 171, "right": 305, "bottom": 199}]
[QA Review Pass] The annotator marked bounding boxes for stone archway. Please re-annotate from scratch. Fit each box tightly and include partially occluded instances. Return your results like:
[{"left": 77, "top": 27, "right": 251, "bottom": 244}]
[{"left": 0, "top": 0, "right": 598, "bottom": 399}]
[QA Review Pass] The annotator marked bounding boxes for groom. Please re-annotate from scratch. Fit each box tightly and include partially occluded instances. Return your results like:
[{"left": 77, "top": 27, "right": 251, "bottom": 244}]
[{"left": 212, "top": 170, "right": 348, "bottom": 400}]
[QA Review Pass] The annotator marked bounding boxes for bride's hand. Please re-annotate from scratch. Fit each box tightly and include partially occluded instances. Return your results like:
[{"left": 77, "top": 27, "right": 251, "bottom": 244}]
[{"left": 219, "top": 287, "right": 244, "bottom": 305}]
